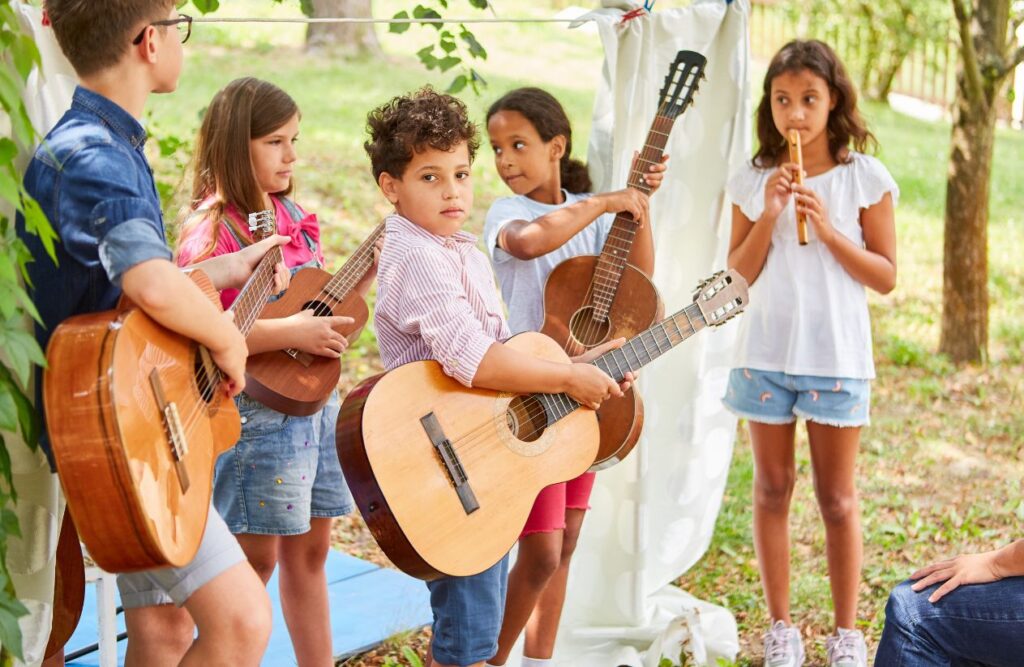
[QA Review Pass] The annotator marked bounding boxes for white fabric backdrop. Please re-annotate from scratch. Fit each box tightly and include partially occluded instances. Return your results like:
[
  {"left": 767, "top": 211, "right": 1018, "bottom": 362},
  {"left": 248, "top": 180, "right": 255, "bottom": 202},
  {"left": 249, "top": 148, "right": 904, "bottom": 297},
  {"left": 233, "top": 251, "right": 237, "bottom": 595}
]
[
  {"left": 2, "top": 5, "right": 77, "bottom": 665},
  {"left": 508, "top": 2, "right": 752, "bottom": 664}
]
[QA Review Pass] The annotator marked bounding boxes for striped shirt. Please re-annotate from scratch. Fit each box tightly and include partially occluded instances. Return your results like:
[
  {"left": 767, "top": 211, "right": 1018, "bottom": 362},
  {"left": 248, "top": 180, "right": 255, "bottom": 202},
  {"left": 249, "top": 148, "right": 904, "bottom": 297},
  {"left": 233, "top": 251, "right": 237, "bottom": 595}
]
[{"left": 374, "top": 214, "right": 510, "bottom": 387}]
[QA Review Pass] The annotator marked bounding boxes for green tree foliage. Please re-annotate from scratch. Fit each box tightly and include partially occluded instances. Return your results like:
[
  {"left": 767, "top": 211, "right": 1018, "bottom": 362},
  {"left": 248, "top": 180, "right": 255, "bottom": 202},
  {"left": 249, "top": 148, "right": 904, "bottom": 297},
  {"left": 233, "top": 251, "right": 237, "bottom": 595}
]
[{"left": 0, "top": 1, "right": 60, "bottom": 662}]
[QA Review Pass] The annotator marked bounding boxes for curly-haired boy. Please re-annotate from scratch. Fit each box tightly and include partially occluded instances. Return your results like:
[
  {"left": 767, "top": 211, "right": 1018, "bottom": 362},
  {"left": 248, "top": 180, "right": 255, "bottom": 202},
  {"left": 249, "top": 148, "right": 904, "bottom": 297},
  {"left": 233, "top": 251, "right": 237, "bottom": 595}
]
[{"left": 364, "top": 87, "right": 625, "bottom": 667}]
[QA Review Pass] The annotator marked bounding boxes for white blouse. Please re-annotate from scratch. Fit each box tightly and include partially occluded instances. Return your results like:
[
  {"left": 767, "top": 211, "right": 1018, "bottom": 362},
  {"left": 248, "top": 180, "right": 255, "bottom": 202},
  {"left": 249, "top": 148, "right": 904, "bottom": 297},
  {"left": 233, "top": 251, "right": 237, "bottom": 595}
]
[{"left": 726, "top": 152, "right": 899, "bottom": 379}]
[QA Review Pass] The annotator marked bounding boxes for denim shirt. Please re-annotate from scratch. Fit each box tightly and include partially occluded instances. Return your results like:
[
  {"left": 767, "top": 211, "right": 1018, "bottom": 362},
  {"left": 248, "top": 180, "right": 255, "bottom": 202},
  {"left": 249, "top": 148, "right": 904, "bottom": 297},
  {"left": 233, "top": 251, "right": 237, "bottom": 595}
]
[{"left": 17, "top": 86, "right": 172, "bottom": 467}]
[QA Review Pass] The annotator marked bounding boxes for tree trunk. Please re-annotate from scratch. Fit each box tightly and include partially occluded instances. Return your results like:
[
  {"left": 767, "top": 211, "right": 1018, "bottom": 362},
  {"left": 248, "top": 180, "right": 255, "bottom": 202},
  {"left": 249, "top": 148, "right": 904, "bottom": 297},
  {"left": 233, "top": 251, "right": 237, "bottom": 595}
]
[
  {"left": 939, "top": 69, "right": 995, "bottom": 363},
  {"left": 306, "top": 0, "right": 383, "bottom": 57}
]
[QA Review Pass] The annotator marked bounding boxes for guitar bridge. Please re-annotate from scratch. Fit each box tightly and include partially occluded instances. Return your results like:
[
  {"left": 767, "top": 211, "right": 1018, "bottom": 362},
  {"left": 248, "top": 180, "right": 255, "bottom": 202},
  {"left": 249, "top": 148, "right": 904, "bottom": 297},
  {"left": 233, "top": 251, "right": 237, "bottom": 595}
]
[
  {"left": 149, "top": 369, "right": 191, "bottom": 494},
  {"left": 420, "top": 412, "right": 479, "bottom": 515},
  {"left": 284, "top": 348, "right": 315, "bottom": 368}
]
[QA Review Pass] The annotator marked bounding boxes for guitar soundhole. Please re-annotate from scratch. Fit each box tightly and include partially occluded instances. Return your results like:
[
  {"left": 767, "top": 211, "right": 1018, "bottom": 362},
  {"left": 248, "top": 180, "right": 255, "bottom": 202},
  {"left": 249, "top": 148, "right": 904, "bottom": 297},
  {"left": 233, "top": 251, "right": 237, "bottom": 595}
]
[
  {"left": 302, "top": 300, "right": 335, "bottom": 317},
  {"left": 568, "top": 306, "right": 611, "bottom": 348},
  {"left": 505, "top": 396, "right": 547, "bottom": 443}
]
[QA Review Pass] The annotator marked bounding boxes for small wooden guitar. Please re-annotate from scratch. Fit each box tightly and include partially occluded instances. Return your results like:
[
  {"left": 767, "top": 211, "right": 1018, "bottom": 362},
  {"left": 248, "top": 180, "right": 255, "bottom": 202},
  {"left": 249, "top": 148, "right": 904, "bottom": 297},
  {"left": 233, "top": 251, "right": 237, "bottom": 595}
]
[
  {"left": 540, "top": 50, "right": 708, "bottom": 471},
  {"left": 44, "top": 211, "right": 281, "bottom": 572},
  {"left": 337, "top": 269, "right": 747, "bottom": 579},
  {"left": 244, "top": 224, "right": 384, "bottom": 416}
]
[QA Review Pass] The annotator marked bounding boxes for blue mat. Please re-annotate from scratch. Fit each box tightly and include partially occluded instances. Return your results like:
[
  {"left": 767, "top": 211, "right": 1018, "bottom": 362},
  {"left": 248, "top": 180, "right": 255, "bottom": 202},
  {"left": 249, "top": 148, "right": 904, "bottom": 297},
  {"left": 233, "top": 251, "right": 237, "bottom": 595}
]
[{"left": 65, "top": 550, "right": 432, "bottom": 665}]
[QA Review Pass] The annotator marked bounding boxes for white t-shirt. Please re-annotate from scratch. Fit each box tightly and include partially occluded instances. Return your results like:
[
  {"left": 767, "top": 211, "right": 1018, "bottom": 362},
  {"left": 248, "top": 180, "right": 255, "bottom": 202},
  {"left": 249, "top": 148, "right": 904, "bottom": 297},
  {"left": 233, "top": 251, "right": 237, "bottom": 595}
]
[
  {"left": 484, "top": 191, "right": 614, "bottom": 334},
  {"left": 726, "top": 152, "right": 899, "bottom": 379}
]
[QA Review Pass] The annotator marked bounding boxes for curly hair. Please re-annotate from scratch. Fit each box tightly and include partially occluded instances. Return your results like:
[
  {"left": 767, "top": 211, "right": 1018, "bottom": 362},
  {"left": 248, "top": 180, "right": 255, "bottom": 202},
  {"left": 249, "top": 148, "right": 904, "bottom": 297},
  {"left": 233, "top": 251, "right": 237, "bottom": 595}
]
[
  {"left": 364, "top": 87, "right": 479, "bottom": 180},
  {"left": 753, "top": 39, "right": 877, "bottom": 168},
  {"left": 486, "top": 87, "right": 592, "bottom": 194}
]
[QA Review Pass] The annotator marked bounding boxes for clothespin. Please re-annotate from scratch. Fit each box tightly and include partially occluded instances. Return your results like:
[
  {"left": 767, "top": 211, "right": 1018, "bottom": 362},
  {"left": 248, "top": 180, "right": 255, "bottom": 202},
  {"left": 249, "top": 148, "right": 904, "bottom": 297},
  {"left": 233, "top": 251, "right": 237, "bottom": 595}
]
[{"left": 619, "top": 7, "right": 646, "bottom": 23}]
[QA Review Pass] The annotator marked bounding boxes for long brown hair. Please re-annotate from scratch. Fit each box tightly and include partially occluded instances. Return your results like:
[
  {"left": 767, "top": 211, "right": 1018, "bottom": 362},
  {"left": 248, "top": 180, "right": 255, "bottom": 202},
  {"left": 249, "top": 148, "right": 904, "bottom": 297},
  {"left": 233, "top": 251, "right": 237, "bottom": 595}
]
[
  {"left": 486, "top": 87, "right": 592, "bottom": 194},
  {"left": 180, "top": 77, "right": 299, "bottom": 260},
  {"left": 753, "top": 40, "right": 876, "bottom": 168}
]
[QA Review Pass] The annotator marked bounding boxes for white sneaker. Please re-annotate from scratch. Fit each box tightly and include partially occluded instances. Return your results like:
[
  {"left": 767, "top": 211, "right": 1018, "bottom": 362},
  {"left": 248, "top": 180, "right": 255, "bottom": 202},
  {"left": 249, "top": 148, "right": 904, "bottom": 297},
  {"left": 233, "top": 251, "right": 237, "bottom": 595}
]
[
  {"left": 763, "top": 620, "right": 805, "bottom": 667},
  {"left": 826, "top": 628, "right": 868, "bottom": 667}
]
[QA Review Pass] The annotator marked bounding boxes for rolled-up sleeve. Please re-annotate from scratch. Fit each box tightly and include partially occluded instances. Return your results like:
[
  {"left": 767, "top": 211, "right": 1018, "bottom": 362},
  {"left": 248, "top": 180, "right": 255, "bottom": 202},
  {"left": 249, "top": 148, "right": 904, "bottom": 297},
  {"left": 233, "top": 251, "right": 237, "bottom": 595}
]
[
  {"left": 98, "top": 214, "right": 172, "bottom": 286},
  {"left": 394, "top": 246, "right": 497, "bottom": 387}
]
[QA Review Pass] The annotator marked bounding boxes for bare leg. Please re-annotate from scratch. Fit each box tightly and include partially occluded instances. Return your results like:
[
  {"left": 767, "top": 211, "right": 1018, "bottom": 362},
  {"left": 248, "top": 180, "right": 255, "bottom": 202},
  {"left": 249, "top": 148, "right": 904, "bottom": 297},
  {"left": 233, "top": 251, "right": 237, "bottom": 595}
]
[
  {"left": 489, "top": 531, "right": 563, "bottom": 665},
  {"left": 124, "top": 604, "right": 194, "bottom": 667},
  {"left": 235, "top": 533, "right": 281, "bottom": 585},
  {"left": 179, "top": 561, "right": 272, "bottom": 666},
  {"left": 278, "top": 518, "right": 334, "bottom": 667},
  {"left": 807, "top": 421, "right": 863, "bottom": 630},
  {"left": 523, "top": 508, "right": 587, "bottom": 659},
  {"left": 749, "top": 421, "right": 798, "bottom": 624}
]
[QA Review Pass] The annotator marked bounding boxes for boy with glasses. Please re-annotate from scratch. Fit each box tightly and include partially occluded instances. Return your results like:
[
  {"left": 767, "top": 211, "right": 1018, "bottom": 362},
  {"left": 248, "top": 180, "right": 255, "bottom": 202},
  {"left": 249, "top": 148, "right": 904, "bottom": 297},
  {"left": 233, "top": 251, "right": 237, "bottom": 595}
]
[{"left": 19, "top": 2, "right": 286, "bottom": 665}]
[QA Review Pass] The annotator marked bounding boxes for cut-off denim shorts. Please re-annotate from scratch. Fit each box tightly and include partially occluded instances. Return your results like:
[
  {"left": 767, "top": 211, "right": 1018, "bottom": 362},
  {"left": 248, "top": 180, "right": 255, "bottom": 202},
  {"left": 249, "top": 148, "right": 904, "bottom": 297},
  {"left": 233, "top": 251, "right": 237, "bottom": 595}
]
[
  {"left": 212, "top": 390, "right": 353, "bottom": 535},
  {"left": 722, "top": 367, "right": 871, "bottom": 427}
]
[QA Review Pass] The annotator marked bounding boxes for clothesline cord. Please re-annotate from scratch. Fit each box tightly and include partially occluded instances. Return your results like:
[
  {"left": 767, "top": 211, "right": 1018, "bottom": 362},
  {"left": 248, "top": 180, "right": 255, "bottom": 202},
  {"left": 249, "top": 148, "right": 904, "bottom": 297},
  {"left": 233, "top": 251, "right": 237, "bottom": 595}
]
[{"left": 193, "top": 16, "right": 599, "bottom": 25}]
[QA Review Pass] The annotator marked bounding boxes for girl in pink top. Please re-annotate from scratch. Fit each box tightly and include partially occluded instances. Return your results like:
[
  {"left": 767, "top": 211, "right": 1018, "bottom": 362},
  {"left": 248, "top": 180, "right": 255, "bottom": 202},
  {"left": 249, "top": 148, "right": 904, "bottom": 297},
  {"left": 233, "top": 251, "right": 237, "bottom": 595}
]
[{"left": 176, "top": 77, "right": 375, "bottom": 667}]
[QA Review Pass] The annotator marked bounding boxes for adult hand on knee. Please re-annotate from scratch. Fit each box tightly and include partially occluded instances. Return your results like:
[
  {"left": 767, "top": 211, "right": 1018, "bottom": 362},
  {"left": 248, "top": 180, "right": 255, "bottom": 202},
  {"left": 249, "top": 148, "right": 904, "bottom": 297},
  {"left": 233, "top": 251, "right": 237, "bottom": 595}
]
[{"left": 910, "top": 549, "right": 1003, "bottom": 603}]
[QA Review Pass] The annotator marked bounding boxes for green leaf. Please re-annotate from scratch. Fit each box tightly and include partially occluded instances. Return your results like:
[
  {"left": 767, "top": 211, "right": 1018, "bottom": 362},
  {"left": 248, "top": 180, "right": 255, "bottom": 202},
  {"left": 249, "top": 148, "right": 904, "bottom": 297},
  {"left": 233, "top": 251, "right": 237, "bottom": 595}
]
[
  {"left": 440, "top": 31, "right": 457, "bottom": 53},
  {"left": 413, "top": 5, "right": 443, "bottom": 30},
  {"left": 9, "top": 36, "right": 40, "bottom": 80},
  {"left": 437, "top": 56, "right": 461, "bottom": 72},
  {"left": 0, "top": 510, "right": 19, "bottom": 541},
  {"left": 390, "top": 10, "right": 411, "bottom": 34},
  {"left": 17, "top": 194, "right": 57, "bottom": 263},
  {"left": 0, "top": 170, "right": 17, "bottom": 210},
  {"left": 191, "top": 0, "right": 220, "bottom": 14},
  {"left": 0, "top": 366, "right": 39, "bottom": 449},
  {"left": 0, "top": 139, "right": 15, "bottom": 164},
  {"left": 299, "top": 0, "right": 315, "bottom": 17},
  {"left": 447, "top": 74, "right": 468, "bottom": 94},
  {"left": 460, "top": 27, "right": 487, "bottom": 59},
  {"left": 467, "top": 0, "right": 488, "bottom": 8},
  {"left": 0, "top": 384, "right": 15, "bottom": 441}
]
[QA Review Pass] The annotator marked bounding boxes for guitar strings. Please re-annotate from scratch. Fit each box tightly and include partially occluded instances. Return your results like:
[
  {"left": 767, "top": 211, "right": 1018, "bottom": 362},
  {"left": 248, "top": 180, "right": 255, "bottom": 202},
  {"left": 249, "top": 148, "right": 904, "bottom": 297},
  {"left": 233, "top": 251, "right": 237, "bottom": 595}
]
[{"left": 447, "top": 307, "right": 706, "bottom": 460}]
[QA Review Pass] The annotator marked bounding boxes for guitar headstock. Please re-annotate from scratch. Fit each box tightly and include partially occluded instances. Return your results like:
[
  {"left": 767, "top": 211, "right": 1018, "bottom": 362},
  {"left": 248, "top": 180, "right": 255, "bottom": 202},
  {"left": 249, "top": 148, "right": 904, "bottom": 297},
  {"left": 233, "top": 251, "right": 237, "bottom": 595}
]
[
  {"left": 692, "top": 269, "right": 748, "bottom": 327},
  {"left": 248, "top": 209, "right": 275, "bottom": 242},
  {"left": 658, "top": 50, "right": 708, "bottom": 120}
]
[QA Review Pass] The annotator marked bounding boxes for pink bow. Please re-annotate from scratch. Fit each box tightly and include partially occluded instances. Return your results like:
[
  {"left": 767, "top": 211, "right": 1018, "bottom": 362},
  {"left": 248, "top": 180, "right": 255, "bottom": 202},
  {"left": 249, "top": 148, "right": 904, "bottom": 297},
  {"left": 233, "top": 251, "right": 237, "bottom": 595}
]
[{"left": 277, "top": 210, "right": 322, "bottom": 260}]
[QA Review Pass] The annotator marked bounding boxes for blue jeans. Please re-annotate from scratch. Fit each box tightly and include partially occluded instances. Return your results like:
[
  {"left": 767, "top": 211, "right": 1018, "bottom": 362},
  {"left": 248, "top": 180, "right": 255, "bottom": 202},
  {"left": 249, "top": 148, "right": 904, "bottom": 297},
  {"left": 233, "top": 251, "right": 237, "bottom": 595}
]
[
  {"left": 426, "top": 555, "right": 510, "bottom": 665},
  {"left": 875, "top": 577, "right": 1024, "bottom": 666}
]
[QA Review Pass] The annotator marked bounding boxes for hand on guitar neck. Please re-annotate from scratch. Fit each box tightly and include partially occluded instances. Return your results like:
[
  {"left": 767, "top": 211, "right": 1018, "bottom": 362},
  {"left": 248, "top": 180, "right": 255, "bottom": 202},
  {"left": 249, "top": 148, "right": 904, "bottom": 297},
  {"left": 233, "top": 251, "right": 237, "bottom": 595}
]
[
  {"left": 189, "top": 233, "right": 293, "bottom": 292},
  {"left": 472, "top": 339, "right": 625, "bottom": 411}
]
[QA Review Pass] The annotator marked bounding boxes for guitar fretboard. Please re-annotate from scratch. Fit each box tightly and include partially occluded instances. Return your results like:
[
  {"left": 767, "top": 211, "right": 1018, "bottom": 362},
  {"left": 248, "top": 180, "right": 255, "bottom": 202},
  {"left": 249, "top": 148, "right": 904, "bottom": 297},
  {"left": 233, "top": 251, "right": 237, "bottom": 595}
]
[
  {"left": 320, "top": 224, "right": 385, "bottom": 303},
  {"left": 534, "top": 301, "right": 707, "bottom": 423}
]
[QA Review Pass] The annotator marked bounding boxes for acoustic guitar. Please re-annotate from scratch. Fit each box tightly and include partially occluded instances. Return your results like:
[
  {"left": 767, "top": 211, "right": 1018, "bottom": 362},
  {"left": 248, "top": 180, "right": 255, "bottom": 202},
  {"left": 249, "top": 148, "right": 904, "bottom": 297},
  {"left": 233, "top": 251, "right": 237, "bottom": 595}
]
[
  {"left": 337, "top": 269, "right": 747, "bottom": 580},
  {"left": 540, "top": 50, "right": 708, "bottom": 471},
  {"left": 44, "top": 512, "right": 85, "bottom": 661},
  {"left": 243, "top": 223, "right": 384, "bottom": 416},
  {"left": 44, "top": 211, "right": 281, "bottom": 572}
]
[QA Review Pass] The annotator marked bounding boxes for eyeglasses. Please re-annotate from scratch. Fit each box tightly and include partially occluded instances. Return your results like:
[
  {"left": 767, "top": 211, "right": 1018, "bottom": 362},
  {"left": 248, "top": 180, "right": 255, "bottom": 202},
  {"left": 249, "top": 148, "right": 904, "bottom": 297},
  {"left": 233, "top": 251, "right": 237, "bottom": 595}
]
[{"left": 132, "top": 14, "right": 192, "bottom": 45}]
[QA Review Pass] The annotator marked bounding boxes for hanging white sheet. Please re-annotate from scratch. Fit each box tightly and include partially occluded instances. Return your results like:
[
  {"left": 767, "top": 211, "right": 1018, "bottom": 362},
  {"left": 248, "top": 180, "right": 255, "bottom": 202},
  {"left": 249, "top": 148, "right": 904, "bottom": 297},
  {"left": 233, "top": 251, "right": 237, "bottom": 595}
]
[{"left": 511, "top": 2, "right": 752, "bottom": 664}]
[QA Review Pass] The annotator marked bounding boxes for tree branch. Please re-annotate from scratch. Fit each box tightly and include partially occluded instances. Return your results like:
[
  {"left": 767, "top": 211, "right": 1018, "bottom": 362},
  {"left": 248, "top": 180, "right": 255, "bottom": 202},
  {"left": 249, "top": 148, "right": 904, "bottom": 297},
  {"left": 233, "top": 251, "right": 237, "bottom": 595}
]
[
  {"left": 1009, "top": 44, "right": 1024, "bottom": 72},
  {"left": 952, "top": 0, "right": 986, "bottom": 104}
]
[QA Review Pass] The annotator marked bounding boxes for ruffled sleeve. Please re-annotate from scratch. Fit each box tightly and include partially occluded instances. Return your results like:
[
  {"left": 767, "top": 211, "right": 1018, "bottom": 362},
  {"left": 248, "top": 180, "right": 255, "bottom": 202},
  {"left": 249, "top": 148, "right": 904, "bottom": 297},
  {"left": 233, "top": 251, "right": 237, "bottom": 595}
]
[
  {"left": 848, "top": 152, "right": 900, "bottom": 211},
  {"left": 726, "top": 162, "right": 769, "bottom": 222}
]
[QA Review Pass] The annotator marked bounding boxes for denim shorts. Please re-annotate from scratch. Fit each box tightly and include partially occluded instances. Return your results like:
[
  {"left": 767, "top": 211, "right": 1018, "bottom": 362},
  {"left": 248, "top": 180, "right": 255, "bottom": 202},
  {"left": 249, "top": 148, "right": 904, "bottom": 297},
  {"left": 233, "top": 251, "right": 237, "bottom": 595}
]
[
  {"left": 212, "top": 390, "right": 353, "bottom": 535},
  {"left": 117, "top": 505, "right": 245, "bottom": 608},
  {"left": 722, "top": 368, "right": 871, "bottom": 427},
  {"left": 426, "top": 555, "right": 510, "bottom": 665}
]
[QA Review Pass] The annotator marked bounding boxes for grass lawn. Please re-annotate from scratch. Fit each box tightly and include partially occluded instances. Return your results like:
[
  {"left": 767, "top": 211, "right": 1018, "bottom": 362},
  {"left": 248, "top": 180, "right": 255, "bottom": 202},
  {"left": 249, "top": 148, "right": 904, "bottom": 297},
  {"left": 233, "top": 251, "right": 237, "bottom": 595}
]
[{"left": 151, "top": 5, "right": 1023, "bottom": 664}]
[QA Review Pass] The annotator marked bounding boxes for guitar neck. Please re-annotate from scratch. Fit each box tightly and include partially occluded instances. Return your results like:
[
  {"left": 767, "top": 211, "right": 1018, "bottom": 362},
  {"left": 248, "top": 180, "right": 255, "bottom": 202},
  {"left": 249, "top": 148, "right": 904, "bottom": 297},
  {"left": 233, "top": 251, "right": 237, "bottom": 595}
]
[
  {"left": 590, "top": 113, "right": 677, "bottom": 319},
  {"left": 534, "top": 301, "right": 707, "bottom": 422},
  {"left": 322, "top": 223, "right": 385, "bottom": 301},
  {"left": 229, "top": 245, "right": 285, "bottom": 337}
]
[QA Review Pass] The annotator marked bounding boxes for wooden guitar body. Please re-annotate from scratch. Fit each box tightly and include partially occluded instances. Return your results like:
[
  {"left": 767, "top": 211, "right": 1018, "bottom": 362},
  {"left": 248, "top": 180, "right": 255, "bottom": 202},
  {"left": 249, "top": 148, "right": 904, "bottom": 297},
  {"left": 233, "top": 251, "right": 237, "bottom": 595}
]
[
  {"left": 541, "top": 255, "right": 662, "bottom": 469},
  {"left": 337, "top": 332, "right": 599, "bottom": 580},
  {"left": 245, "top": 266, "right": 369, "bottom": 416},
  {"left": 43, "top": 271, "right": 241, "bottom": 572}
]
